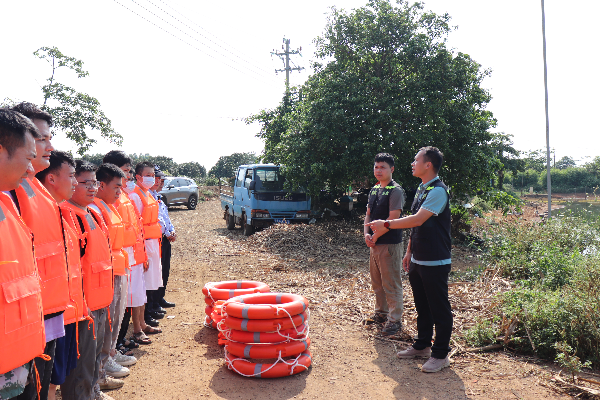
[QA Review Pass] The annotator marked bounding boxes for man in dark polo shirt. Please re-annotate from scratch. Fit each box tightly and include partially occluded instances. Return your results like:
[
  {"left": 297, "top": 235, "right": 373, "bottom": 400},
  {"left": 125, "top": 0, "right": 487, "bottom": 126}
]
[
  {"left": 363, "top": 153, "right": 406, "bottom": 336},
  {"left": 366, "top": 146, "right": 453, "bottom": 373}
]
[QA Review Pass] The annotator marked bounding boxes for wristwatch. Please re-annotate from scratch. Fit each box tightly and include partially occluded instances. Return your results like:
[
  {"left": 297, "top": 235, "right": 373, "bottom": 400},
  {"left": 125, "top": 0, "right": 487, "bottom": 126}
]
[{"left": 384, "top": 220, "right": 390, "bottom": 229}]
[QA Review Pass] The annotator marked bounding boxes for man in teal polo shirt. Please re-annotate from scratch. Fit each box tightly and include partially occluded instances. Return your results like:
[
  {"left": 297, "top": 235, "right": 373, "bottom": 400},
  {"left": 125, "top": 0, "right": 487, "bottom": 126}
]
[{"left": 366, "top": 146, "right": 453, "bottom": 373}]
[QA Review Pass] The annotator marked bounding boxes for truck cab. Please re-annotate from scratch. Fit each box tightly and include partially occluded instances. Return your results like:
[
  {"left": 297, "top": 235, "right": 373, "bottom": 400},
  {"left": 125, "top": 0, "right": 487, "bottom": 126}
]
[{"left": 221, "top": 164, "right": 311, "bottom": 235}]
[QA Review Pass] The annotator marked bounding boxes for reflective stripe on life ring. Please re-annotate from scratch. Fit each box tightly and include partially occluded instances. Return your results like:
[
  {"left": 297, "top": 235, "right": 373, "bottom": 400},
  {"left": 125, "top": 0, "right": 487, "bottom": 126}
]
[
  {"left": 224, "top": 293, "right": 309, "bottom": 319},
  {"left": 225, "top": 350, "right": 312, "bottom": 378},
  {"left": 224, "top": 311, "right": 308, "bottom": 332},
  {"left": 224, "top": 324, "right": 307, "bottom": 343},
  {"left": 226, "top": 338, "right": 311, "bottom": 359},
  {"left": 202, "top": 280, "right": 270, "bottom": 301}
]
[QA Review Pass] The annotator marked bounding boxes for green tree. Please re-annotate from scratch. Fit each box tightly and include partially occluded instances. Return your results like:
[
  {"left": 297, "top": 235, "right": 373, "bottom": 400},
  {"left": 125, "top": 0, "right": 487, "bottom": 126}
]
[
  {"left": 34, "top": 47, "right": 122, "bottom": 155},
  {"left": 490, "top": 133, "right": 522, "bottom": 189},
  {"left": 522, "top": 149, "right": 548, "bottom": 172},
  {"left": 250, "top": 0, "right": 499, "bottom": 200},
  {"left": 178, "top": 161, "right": 206, "bottom": 181},
  {"left": 555, "top": 156, "right": 575, "bottom": 170},
  {"left": 209, "top": 152, "right": 258, "bottom": 181}
]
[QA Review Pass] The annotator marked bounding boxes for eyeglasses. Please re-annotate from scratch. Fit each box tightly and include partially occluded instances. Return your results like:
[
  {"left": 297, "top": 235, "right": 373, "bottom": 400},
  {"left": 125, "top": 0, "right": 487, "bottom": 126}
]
[{"left": 78, "top": 180, "right": 99, "bottom": 189}]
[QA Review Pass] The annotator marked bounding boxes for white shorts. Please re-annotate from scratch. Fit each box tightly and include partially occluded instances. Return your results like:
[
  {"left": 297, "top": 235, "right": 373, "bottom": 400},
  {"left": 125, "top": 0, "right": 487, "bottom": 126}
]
[
  {"left": 143, "top": 238, "right": 163, "bottom": 291},
  {"left": 127, "top": 264, "right": 147, "bottom": 307}
]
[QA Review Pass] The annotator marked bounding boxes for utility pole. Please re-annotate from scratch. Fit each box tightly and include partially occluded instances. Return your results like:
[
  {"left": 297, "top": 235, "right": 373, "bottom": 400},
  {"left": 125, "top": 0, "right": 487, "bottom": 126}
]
[
  {"left": 541, "top": 0, "right": 552, "bottom": 218},
  {"left": 271, "top": 38, "right": 304, "bottom": 90}
]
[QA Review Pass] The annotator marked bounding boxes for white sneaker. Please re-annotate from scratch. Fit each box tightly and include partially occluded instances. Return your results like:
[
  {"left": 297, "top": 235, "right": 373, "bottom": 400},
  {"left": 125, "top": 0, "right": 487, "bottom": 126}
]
[
  {"left": 114, "top": 351, "right": 137, "bottom": 367},
  {"left": 105, "top": 356, "right": 130, "bottom": 378},
  {"left": 94, "top": 384, "right": 116, "bottom": 400}
]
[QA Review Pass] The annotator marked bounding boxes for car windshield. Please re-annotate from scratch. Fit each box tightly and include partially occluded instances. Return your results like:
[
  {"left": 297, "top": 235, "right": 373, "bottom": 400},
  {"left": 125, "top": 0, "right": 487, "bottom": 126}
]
[{"left": 254, "top": 168, "right": 285, "bottom": 192}]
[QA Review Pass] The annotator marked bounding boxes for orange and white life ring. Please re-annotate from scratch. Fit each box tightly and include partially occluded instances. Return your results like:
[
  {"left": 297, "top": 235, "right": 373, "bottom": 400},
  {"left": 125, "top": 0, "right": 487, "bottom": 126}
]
[
  {"left": 224, "top": 311, "right": 308, "bottom": 332},
  {"left": 226, "top": 338, "right": 310, "bottom": 359},
  {"left": 204, "top": 315, "right": 217, "bottom": 329},
  {"left": 221, "top": 324, "right": 307, "bottom": 343},
  {"left": 224, "top": 293, "right": 309, "bottom": 319},
  {"left": 203, "top": 281, "right": 270, "bottom": 301},
  {"left": 225, "top": 350, "right": 312, "bottom": 378}
]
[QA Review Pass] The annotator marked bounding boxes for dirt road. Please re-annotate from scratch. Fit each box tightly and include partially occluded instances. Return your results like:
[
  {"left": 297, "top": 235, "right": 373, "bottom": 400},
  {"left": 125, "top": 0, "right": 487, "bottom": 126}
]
[{"left": 105, "top": 200, "right": 568, "bottom": 400}]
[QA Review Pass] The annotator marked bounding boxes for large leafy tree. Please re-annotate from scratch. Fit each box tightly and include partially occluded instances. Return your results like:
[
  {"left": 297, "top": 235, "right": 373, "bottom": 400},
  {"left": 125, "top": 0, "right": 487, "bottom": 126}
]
[
  {"left": 249, "top": 0, "right": 499, "bottom": 200},
  {"left": 35, "top": 47, "right": 122, "bottom": 155},
  {"left": 178, "top": 161, "right": 206, "bottom": 181}
]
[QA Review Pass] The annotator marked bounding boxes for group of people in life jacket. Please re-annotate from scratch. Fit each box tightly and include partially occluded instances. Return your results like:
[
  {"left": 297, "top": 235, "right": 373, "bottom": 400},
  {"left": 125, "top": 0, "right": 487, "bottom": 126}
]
[{"left": 0, "top": 103, "right": 177, "bottom": 400}]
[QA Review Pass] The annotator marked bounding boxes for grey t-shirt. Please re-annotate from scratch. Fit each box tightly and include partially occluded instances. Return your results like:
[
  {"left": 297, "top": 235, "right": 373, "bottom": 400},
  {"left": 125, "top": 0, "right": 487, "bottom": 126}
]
[{"left": 388, "top": 186, "right": 405, "bottom": 213}]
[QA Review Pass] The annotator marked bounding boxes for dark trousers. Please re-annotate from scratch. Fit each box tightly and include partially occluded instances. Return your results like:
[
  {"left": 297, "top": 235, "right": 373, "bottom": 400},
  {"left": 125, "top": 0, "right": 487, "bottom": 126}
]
[
  {"left": 158, "top": 234, "right": 171, "bottom": 301},
  {"left": 408, "top": 262, "right": 453, "bottom": 359},
  {"left": 118, "top": 307, "right": 132, "bottom": 345},
  {"left": 17, "top": 340, "right": 56, "bottom": 400}
]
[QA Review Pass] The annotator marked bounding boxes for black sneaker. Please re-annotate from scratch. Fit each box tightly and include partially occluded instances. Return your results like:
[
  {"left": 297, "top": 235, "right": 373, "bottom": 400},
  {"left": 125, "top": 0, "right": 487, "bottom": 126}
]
[
  {"left": 381, "top": 320, "right": 402, "bottom": 336},
  {"left": 364, "top": 312, "right": 387, "bottom": 325}
]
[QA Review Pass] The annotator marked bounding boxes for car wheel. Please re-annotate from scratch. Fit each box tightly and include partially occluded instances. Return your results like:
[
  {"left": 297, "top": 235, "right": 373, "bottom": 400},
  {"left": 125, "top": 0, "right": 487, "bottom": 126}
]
[
  {"left": 187, "top": 195, "right": 197, "bottom": 210},
  {"left": 241, "top": 215, "right": 254, "bottom": 236},
  {"left": 226, "top": 212, "right": 235, "bottom": 230}
]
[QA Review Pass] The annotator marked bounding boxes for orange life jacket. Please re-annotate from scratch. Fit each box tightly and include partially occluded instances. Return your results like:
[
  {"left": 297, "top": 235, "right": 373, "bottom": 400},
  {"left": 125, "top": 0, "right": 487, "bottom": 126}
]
[
  {"left": 0, "top": 192, "right": 45, "bottom": 374},
  {"left": 93, "top": 198, "right": 128, "bottom": 276},
  {"left": 60, "top": 210, "right": 88, "bottom": 325},
  {"left": 15, "top": 177, "right": 69, "bottom": 315},
  {"left": 132, "top": 186, "right": 162, "bottom": 240},
  {"left": 116, "top": 193, "right": 147, "bottom": 265},
  {"left": 60, "top": 202, "right": 113, "bottom": 312}
]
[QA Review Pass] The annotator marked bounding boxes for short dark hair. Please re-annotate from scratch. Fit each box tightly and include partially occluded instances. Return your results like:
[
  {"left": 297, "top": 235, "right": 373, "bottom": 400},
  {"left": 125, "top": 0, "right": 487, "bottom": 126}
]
[
  {"left": 374, "top": 153, "right": 394, "bottom": 168},
  {"left": 74, "top": 159, "right": 97, "bottom": 177},
  {"left": 103, "top": 150, "right": 132, "bottom": 168},
  {"left": 96, "top": 163, "right": 126, "bottom": 184},
  {"left": 0, "top": 108, "right": 41, "bottom": 156},
  {"left": 36, "top": 150, "right": 75, "bottom": 183},
  {"left": 11, "top": 102, "right": 53, "bottom": 127},
  {"left": 135, "top": 161, "right": 154, "bottom": 176},
  {"left": 419, "top": 146, "right": 444, "bottom": 173}
]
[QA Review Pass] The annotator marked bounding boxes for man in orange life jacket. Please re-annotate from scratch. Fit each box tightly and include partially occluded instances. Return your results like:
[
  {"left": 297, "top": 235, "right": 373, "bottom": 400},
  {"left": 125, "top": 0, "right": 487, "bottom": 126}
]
[
  {"left": 59, "top": 161, "right": 114, "bottom": 400},
  {"left": 89, "top": 163, "right": 137, "bottom": 389},
  {"left": 102, "top": 151, "right": 152, "bottom": 347},
  {"left": 0, "top": 109, "right": 45, "bottom": 400},
  {"left": 366, "top": 147, "right": 453, "bottom": 373},
  {"left": 35, "top": 151, "right": 82, "bottom": 400},
  {"left": 128, "top": 161, "right": 163, "bottom": 341},
  {"left": 10, "top": 102, "right": 69, "bottom": 400}
]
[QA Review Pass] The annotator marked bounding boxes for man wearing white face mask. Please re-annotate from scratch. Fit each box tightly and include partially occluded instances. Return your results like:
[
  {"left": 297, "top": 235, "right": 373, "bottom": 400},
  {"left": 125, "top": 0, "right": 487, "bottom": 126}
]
[{"left": 129, "top": 162, "right": 163, "bottom": 339}]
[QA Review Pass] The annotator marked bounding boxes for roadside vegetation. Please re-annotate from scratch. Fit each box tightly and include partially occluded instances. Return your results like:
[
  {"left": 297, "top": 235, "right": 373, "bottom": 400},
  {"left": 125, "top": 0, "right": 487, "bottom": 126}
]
[{"left": 463, "top": 211, "right": 600, "bottom": 373}]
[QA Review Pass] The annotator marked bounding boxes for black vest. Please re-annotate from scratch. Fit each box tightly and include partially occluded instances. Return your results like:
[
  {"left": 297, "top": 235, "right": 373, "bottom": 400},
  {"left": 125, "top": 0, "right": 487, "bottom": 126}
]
[
  {"left": 410, "top": 178, "right": 451, "bottom": 261},
  {"left": 368, "top": 180, "right": 404, "bottom": 245}
]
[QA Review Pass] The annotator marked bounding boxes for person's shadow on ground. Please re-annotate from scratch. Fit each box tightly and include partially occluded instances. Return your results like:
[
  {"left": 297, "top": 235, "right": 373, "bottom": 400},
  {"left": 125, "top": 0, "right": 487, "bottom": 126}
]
[{"left": 373, "top": 337, "right": 469, "bottom": 400}]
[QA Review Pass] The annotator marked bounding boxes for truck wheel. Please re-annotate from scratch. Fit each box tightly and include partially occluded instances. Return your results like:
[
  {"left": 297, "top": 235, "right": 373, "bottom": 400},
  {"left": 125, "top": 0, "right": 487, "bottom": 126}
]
[
  {"left": 226, "top": 213, "right": 235, "bottom": 230},
  {"left": 242, "top": 216, "right": 254, "bottom": 236},
  {"left": 187, "top": 195, "right": 198, "bottom": 210}
]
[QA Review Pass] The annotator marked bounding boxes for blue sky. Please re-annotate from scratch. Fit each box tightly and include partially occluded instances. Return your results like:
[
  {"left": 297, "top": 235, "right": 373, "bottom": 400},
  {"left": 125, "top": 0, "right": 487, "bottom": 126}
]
[{"left": 1, "top": 0, "right": 597, "bottom": 170}]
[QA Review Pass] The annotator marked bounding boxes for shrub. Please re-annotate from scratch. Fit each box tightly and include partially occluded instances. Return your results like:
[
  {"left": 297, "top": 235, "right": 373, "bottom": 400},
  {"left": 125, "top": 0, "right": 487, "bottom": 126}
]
[{"left": 464, "top": 318, "right": 498, "bottom": 347}]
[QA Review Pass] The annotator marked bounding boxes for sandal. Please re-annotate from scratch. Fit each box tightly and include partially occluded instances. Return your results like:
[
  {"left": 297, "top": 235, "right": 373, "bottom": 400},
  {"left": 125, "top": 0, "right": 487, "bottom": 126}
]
[
  {"left": 123, "top": 339, "right": 139, "bottom": 349},
  {"left": 117, "top": 344, "right": 135, "bottom": 356},
  {"left": 131, "top": 332, "right": 152, "bottom": 345},
  {"left": 143, "top": 326, "right": 162, "bottom": 335}
]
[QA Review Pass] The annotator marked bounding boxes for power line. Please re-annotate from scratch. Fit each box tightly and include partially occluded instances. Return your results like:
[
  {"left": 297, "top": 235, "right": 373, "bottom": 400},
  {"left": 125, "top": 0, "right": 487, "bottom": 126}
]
[
  {"left": 152, "top": 0, "right": 274, "bottom": 77},
  {"left": 111, "top": 0, "right": 276, "bottom": 84}
]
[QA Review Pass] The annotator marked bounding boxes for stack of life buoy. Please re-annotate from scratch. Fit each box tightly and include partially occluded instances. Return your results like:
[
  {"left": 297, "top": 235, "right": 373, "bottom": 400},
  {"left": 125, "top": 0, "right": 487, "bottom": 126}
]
[
  {"left": 202, "top": 280, "right": 270, "bottom": 329},
  {"left": 218, "top": 292, "right": 312, "bottom": 378}
]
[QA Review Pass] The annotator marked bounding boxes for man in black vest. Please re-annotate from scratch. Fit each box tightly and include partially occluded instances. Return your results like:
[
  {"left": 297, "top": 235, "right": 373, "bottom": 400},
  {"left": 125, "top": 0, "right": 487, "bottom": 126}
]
[
  {"left": 366, "top": 146, "right": 453, "bottom": 373},
  {"left": 363, "top": 153, "right": 406, "bottom": 336}
]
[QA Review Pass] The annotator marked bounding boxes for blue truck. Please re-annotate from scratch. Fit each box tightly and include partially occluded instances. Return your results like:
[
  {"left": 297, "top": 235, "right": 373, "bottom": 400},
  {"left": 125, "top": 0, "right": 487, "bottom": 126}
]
[{"left": 220, "top": 164, "right": 311, "bottom": 235}]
